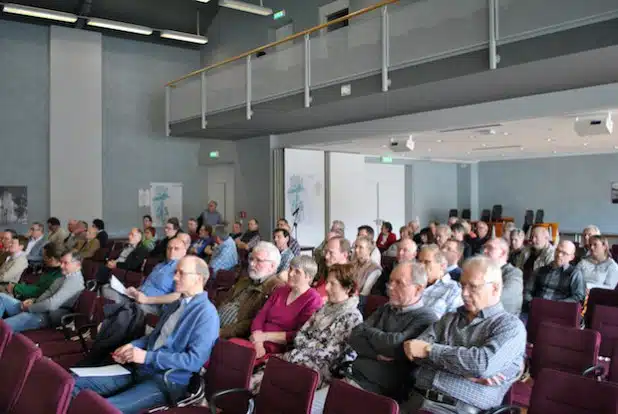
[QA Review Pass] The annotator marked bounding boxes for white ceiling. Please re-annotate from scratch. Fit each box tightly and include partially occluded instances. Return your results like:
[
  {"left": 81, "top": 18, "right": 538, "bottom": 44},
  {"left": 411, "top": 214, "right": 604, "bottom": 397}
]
[{"left": 296, "top": 110, "right": 618, "bottom": 162}]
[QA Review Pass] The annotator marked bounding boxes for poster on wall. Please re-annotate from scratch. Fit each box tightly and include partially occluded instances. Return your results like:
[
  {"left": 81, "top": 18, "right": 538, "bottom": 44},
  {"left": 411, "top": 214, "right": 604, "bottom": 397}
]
[
  {"left": 287, "top": 174, "right": 322, "bottom": 228},
  {"left": 612, "top": 182, "right": 618, "bottom": 204},
  {"left": 150, "top": 183, "right": 183, "bottom": 227},
  {"left": 0, "top": 186, "right": 28, "bottom": 225}
]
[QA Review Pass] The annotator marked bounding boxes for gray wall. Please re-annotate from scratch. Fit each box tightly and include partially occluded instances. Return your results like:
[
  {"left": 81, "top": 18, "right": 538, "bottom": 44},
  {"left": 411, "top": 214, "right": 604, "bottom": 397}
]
[
  {"left": 0, "top": 21, "right": 49, "bottom": 233},
  {"left": 478, "top": 153, "right": 618, "bottom": 233},
  {"left": 405, "top": 161, "right": 458, "bottom": 226},
  {"left": 457, "top": 164, "right": 472, "bottom": 211}
]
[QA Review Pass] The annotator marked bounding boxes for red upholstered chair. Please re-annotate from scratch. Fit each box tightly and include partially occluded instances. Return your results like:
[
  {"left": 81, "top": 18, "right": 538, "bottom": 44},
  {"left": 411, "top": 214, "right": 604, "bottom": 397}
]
[
  {"left": 0, "top": 334, "right": 42, "bottom": 412},
  {"left": 209, "top": 357, "right": 319, "bottom": 414},
  {"left": 510, "top": 322, "right": 600, "bottom": 407},
  {"left": 68, "top": 390, "right": 122, "bottom": 414},
  {"left": 585, "top": 288, "right": 618, "bottom": 328},
  {"left": 92, "top": 248, "right": 110, "bottom": 262},
  {"left": 0, "top": 320, "right": 13, "bottom": 358},
  {"left": 124, "top": 271, "right": 144, "bottom": 288},
  {"left": 527, "top": 368, "right": 618, "bottom": 414},
  {"left": 363, "top": 295, "right": 388, "bottom": 319},
  {"left": 591, "top": 304, "right": 618, "bottom": 359},
  {"left": 9, "top": 357, "right": 74, "bottom": 414},
  {"left": 323, "top": 379, "right": 399, "bottom": 414},
  {"left": 81, "top": 258, "right": 100, "bottom": 281},
  {"left": 110, "top": 267, "right": 127, "bottom": 283},
  {"left": 526, "top": 298, "right": 581, "bottom": 345}
]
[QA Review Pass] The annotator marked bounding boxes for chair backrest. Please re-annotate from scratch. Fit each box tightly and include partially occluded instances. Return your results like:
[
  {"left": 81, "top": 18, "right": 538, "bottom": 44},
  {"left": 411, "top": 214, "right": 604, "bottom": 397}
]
[
  {"left": 214, "top": 269, "right": 238, "bottom": 290},
  {"left": 92, "top": 248, "right": 110, "bottom": 262},
  {"left": 74, "top": 290, "right": 98, "bottom": 322},
  {"left": 529, "top": 368, "right": 618, "bottom": 414},
  {"left": 80, "top": 259, "right": 98, "bottom": 281},
  {"left": 255, "top": 357, "right": 319, "bottom": 414},
  {"left": 527, "top": 298, "right": 581, "bottom": 344},
  {"left": 534, "top": 209, "right": 544, "bottom": 224},
  {"left": 607, "top": 343, "right": 618, "bottom": 383},
  {"left": 529, "top": 322, "right": 600, "bottom": 378},
  {"left": 591, "top": 304, "right": 618, "bottom": 358},
  {"left": 381, "top": 256, "right": 396, "bottom": 273},
  {"left": 68, "top": 390, "right": 122, "bottom": 414},
  {"left": 0, "top": 334, "right": 41, "bottom": 412},
  {"left": 363, "top": 295, "right": 388, "bottom": 319},
  {"left": 448, "top": 209, "right": 458, "bottom": 218},
  {"left": 10, "top": 357, "right": 74, "bottom": 414},
  {"left": 110, "top": 267, "right": 127, "bottom": 283},
  {"left": 480, "top": 209, "right": 491, "bottom": 222},
  {"left": 491, "top": 204, "right": 503, "bottom": 222},
  {"left": 0, "top": 320, "right": 13, "bottom": 359},
  {"left": 143, "top": 258, "right": 160, "bottom": 276},
  {"left": 323, "top": 379, "right": 399, "bottom": 414},
  {"left": 206, "top": 339, "right": 256, "bottom": 413},
  {"left": 585, "top": 288, "right": 618, "bottom": 328},
  {"left": 461, "top": 209, "right": 471, "bottom": 220},
  {"left": 124, "top": 271, "right": 144, "bottom": 288}
]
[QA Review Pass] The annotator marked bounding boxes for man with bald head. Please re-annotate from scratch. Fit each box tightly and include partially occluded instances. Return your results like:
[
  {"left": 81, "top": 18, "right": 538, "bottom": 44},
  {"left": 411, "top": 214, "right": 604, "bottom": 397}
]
[
  {"left": 484, "top": 238, "right": 523, "bottom": 316},
  {"left": 515, "top": 226, "right": 555, "bottom": 281},
  {"left": 523, "top": 240, "right": 585, "bottom": 313},
  {"left": 72, "top": 255, "right": 219, "bottom": 414},
  {"left": 403, "top": 256, "right": 526, "bottom": 413}
]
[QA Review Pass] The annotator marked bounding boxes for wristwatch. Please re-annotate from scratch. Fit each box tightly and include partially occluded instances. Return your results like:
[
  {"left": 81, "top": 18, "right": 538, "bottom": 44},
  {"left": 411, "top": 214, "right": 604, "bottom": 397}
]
[{"left": 424, "top": 343, "right": 432, "bottom": 356}]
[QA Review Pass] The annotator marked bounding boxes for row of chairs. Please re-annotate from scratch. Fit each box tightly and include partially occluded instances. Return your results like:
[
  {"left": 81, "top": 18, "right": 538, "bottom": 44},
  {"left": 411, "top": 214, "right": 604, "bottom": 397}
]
[{"left": 0, "top": 320, "right": 120, "bottom": 414}]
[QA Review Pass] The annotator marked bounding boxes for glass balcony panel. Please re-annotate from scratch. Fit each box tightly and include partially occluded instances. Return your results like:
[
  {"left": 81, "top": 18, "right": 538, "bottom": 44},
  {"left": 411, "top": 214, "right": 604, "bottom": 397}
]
[
  {"left": 169, "top": 76, "right": 200, "bottom": 122},
  {"left": 252, "top": 40, "right": 305, "bottom": 102}
]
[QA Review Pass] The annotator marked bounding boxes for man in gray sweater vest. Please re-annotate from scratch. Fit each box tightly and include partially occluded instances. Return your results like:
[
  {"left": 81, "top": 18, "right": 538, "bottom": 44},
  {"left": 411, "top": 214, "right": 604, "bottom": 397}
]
[
  {"left": 0, "top": 250, "right": 85, "bottom": 332},
  {"left": 347, "top": 261, "right": 438, "bottom": 398},
  {"left": 484, "top": 238, "right": 523, "bottom": 316}
]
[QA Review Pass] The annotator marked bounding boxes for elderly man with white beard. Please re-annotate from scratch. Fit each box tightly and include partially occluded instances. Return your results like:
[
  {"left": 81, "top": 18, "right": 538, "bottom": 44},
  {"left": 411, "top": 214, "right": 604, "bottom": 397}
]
[{"left": 217, "top": 241, "right": 284, "bottom": 339}]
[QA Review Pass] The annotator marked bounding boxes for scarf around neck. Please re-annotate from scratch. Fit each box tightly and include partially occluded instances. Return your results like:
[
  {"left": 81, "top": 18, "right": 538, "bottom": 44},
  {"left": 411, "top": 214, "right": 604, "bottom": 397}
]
[{"left": 312, "top": 295, "right": 360, "bottom": 331}]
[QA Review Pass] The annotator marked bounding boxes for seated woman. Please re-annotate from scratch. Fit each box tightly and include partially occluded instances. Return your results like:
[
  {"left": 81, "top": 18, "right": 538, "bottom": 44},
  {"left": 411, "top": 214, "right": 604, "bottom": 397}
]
[
  {"left": 353, "top": 237, "right": 382, "bottom": 301},
  {"left": 250, "top": 263, "right": 362, "bottom": 392},
  {"left": 376, "top": 222, "right": 397, "bottom": 253},
  {"left": 575, "top": 235, "right": 618, "bottom": 290},
  {"left": 248, "top": 256, "right": 323, "bottom": 358},
  {"left": 188, "top": 225, "right": 215, "bottom": 257},
  {"left": 141, "top": 227, "right": 156, "bottom": 252}
]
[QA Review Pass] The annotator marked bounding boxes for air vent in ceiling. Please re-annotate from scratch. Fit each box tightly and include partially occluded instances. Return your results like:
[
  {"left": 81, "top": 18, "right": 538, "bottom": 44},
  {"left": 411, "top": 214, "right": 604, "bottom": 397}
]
[
  {"left": 439, "top": 124, "right": 503, "bottom": 133},
  {"left": 472, "top": 145, "right": 522, "bottom": 152}
]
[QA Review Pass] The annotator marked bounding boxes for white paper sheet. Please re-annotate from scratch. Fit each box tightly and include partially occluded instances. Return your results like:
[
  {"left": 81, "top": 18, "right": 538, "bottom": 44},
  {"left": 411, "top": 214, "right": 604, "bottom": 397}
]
[
  {"left": 110, "top": 275, "right": 127, "bottom": 296},
  {"left": 70, "top": 364, "right": 131, "bottom": 377}
]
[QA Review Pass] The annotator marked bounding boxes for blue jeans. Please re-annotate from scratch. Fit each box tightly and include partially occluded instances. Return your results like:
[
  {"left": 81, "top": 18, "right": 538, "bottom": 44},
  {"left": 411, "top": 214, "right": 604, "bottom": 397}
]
[
  {"left": 72, "top": 372, "right": 186, "bottom": 414},
  {"left": 0, "top": 293, "right": 47, "bottom": 332}
]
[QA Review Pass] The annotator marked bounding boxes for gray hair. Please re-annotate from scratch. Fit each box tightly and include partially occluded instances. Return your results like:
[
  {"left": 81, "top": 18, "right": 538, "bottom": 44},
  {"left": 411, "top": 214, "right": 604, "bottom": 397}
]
[
  {"left": 583, "top": 225, "right": 601, "bottom": 235},
  {"left": 331, "top": 220, "right": 345, "bottom": 232},
  {"left": 397, "top": 261, "right": 428, "bottom": 288},
  {"left": 419, "top": 244, "right": 447, "bottom": 266},
  {"left": 462, "top": 256, "right": 502, "bottom": 285},
  {"left": 63, "top": 250, "right": 82, "bottom": 263},
  {"left": 289, "top": 255, "right": 318, "bottom": 279},
  {"left": 213, "top": 224, "right": 228, "bottom": 239},
  {"left": 436, "top": 224, "right": 452, "bottom": 237},
  {"left": 253, "top": 241, "right": 282, "bottom": 270},
  {"left": 192, "top": 256, "right": 210, "bottom": 281}
]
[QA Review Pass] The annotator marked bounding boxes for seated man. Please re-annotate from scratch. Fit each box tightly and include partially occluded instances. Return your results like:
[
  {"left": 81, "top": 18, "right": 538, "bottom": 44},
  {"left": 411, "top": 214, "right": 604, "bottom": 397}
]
[
  {"left": 4, "top": 244, "right": 63, "bottom": 300},
  {"left": 208, "top": 225, "right": 238, "bottom": 274},
  {"left": 102, "top": 238, "right": 187, "bottom": 315},
  {"left": 353, "top": 225, "right": 381, "bottom": 266},
  {"left": 0, "top": 250, "right": 85, "bottom": 332},
  {"left": 235, "top": 218, "right": 261, "bottom": 252},
  {"left": 276, "top": 218, "right": 300, "bottom": 256},
  {"left": 403, "top": 256, "right": 526, "bottom": 413},
  {"left": 218, "top": 242, "right": 283, "bottom": 339},
  {"left": 484, "top": 238, "right": 523, "bottom": 316},
  {"left": 418, "top": 244, "right": 463, "bottom": 318},
  {"left": 372, "top": 238, "right": 417, "bottom": 296},
  {"left": 523, "top": 240, "right": 585, "bottom": 314},
  {"left": 96, "top": 228, "right": 149, "bottom": 284},
  {"left": 515, "top": 226, "right": 555, "bottom": 280},
  {"left": 331, "top": 263, "right": 436, "bottom": 404},
  {"left": 72, "top": 226, "right": 100, "bottom": 259},
  {"left": 442, "top": 239, "right": 463, "bottom": 282},
  {"left": 0, "top": 235, "right": 29, "bottom": 284},
  {"left": 25, "top": 222, "right": 46, "bottom": 265},
  {"left": 72, "top": 256, "right": 219, "bottom": 414}
]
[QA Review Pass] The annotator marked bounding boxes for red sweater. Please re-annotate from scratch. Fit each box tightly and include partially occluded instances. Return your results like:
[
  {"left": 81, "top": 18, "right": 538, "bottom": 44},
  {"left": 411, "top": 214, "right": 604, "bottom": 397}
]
[{"left": 376, "top": 232, "right": 397, "bottom": 252}]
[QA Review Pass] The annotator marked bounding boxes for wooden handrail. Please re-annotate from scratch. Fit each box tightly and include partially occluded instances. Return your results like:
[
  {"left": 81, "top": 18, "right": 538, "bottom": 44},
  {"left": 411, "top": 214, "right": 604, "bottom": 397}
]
[{"left": 166, "top": 0, "right": 398, "bottom": 86}]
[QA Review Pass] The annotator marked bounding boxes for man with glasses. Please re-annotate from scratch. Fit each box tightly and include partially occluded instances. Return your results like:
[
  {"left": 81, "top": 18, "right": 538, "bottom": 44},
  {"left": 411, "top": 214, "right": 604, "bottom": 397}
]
[
  {"left": 484, "top": 238, "right": 523, "bottom": 316},
  {"left": 418, "top": 244, "right": 463, "bottom": 318},
  {"left": 25, "top": 222, "right": 46, "bottom": 265},
  {"left": 0, "top": 250, "right": 85, "bottom": 332},
  {"left": 523, "top": 240, "right": 585, "bottom": 315},
  {"left": 402, "top": 256, "right": 526, "bottom": 414},
  {"left": 218, "top": 241, "right": 283, "bottom": 339}
]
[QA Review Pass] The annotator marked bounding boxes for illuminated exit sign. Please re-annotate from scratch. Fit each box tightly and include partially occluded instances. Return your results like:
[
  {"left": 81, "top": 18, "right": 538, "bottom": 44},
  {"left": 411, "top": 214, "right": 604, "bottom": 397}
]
[
  {"left": 273, "top": 10, "right": 286, "bottom": 20},
  {"left": 380, "top": 156, "right": 393, "bottom": 163},
  {"left": 209, "top": 151, "right": 220, "bottom": 159}
]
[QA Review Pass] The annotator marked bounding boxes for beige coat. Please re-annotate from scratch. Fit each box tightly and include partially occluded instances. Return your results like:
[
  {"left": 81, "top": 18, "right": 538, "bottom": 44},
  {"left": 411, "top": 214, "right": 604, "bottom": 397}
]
[{"left": 0, "top": 254, "right": 28, "bottom": 284}]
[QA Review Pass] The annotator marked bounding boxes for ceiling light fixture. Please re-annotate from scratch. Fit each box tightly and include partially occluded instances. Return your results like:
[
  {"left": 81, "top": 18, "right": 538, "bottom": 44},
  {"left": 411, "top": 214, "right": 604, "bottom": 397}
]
[
  {"left": 614, "top": 146, "right": 618, "bottom": 150},
  {"left": 520, "top": 146, "right": 524, "bottom": 151},
  {"left": 196, "top": 0, "right": 211, "bottom": 2},
  {"left": 553, "top": 150, "right": 557, "bottom": 154},
  {"left": 427, "top": 148, "right": 432, "bottom": 152},
  {"left": 436, "top": 139, "right": 443, "bottom": 143},
  {"left": 160, "top": 30, "right": 208, "bottom": 44},
  {"left": 583, "top": 142, "right": 589, "bottom": 147},
  {"left": 503, "top": 132, "right": 509, "bottom": 136},
  {"left": 219, "top": 0, "right": 273, "bottom": 16},
  {"left": 481, "top": 143, "right": 487, "bottom": 147},
  {"left": 2, "top": 3, "right": 77, "bottom": 23},
  {"left": 547, "top": 138, "right": 553, "bottom": 142},
  {"left": 87, "top": 18, "right": 153, "bottom": 35}
]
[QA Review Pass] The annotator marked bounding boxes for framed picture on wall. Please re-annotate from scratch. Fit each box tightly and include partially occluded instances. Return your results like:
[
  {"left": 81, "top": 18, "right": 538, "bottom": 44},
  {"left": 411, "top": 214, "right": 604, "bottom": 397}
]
[{"left": 611, "top": 182, "right": 618, "bottom": 204}]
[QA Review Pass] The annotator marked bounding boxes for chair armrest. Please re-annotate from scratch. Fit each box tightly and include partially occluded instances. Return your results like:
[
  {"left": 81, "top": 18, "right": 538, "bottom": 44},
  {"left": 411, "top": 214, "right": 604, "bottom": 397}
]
[
  {"left": 486, "top": 405, "right": 521, "bottom": 414},
  {"left": 583, "top": 364, "right": 605, "bottom": 378},
  {"left": 209, "top": 388, "right": 254, "bottom": 414},
  {"left": 60, "top": 312, "right": 89, "bottom": 327},
  {"left": 75, "top": 323, "right": 99, "bottom": 352}
]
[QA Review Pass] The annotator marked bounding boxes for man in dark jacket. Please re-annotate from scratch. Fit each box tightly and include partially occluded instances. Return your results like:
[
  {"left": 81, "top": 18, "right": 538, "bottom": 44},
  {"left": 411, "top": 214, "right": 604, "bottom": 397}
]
[{"left": 96, "top": 228, "right": 149, "bottom": 284}]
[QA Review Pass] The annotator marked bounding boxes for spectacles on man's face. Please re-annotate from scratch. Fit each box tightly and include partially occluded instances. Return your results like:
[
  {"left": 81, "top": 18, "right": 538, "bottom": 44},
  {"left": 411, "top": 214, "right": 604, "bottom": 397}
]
[
  {"left": 249, "top": 256, "right": 271, "bottom": 265},
  {"left": 461, "top": 281, "right": 494, "bottom": 293}
]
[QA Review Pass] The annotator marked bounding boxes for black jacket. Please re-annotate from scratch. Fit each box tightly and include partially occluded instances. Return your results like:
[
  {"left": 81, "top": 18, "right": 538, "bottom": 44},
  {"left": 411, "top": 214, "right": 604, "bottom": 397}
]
[{"left": 117, "top": 244, "right": 149, "bottom": 272}]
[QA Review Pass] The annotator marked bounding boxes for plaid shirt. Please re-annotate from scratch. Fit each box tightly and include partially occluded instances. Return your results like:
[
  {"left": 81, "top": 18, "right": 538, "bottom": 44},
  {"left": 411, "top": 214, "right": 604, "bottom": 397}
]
[
  {"left": 414, "top": 303, "right": 526, "bottom": 410},
  {"left": 523, "top": 263, "right": 586, "bottom": 307},
  {"left": 210, "top": 237, "right": 238, "bottom": 274},
  {"left": 422, "top": 274, "right": 464, "bottom": 318},
  {"left": 277, "top": 248, "right": 294, "bottom": 274},
  {"left": 288, "top": 237, "right": 301, "bottom": 256}
]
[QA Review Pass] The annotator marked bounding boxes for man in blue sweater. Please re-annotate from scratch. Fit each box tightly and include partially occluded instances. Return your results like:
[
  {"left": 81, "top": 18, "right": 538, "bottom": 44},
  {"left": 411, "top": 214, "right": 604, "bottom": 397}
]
[{"left": 72, "top": 255, "right": 219, "bottom": 414}]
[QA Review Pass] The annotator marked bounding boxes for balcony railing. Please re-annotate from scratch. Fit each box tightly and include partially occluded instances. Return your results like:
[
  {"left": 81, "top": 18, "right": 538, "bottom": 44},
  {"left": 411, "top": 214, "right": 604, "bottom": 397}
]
[{"left": 165, "top": 0, "right": 618, "bottom": 135}]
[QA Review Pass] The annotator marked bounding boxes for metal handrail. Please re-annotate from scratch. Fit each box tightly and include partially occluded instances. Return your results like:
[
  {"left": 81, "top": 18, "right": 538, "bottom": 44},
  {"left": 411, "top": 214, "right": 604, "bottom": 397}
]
[{"left": 165, "top": 0, "right": 398, "bottom": 87}]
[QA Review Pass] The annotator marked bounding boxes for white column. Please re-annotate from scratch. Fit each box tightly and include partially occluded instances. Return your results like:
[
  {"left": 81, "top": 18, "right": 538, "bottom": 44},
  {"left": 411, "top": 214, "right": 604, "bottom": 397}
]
[
  {"left": 470, "top": 163, "right": 480, "bottom": 220},
  {"left": 49, "top": 26, "right": 103, "bottom": 224}
]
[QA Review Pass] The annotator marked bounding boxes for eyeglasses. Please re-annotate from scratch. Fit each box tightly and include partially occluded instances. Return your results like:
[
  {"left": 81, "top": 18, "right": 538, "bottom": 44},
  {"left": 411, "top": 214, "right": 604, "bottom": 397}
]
[{"left": 249, "top": 256, "right": 272, "bottom": 264}]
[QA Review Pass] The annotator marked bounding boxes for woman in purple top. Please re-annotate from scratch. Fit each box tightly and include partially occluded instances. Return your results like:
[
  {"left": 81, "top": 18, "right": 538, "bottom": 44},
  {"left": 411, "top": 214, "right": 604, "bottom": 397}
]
[{"left": 250, "top": 255, "right": 323, "bottom": 358}]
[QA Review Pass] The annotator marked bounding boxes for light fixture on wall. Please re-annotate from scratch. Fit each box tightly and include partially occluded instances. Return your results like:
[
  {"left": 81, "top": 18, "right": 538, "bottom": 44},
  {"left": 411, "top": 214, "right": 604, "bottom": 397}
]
[
  {"left": 196, "top": 0, "right": 211, "bottom": 2},
  {"left": 2, "top": 3, "right": 78, "bottom": 23},
  {"left": 87, "top": 18, "right": 153, "bottom": 35},
  {"left": 160, "top": 30, "right": 208, "bottom": 44},
  {"left": 219, "top": 0, "right": 273, "bottom": 16}
]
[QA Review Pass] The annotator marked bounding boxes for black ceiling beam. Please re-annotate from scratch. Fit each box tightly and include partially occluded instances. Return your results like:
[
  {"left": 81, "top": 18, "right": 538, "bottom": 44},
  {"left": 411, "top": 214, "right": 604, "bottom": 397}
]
[{"left": 75, "top": 0, "right": 93, "bottom": 29}]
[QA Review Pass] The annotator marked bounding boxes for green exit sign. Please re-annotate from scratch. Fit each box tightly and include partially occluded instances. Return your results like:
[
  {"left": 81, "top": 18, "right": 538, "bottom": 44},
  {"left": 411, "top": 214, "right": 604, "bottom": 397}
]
[
  {"left": 209, "top": 151, "right": 220, "bottom": 159},
  {"left": 273, "top": 10, "right": 286, "bottom": 20},
  {"left": 381, "top": 156, "right": 393, "bottom": 164}
]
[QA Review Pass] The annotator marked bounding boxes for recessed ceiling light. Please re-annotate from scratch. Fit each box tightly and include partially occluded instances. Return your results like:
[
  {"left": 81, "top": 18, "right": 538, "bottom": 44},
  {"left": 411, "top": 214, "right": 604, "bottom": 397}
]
[
  {"left": 481, "top": 143, "right": 487, "bottom": 147},
  {"left": 469, "top": 135, "right": 475, "bottom": 139},
  {"left": 427, "top": 148, "right": 432, "bottom": 152},
  {"left": 466, "top": 151, "right": 471, "bottom": 155},
  {"left": 436, "top": 139, "right": 443, "bottom": 143},
  {"left": 520, "top": 147, "right": 524, "bottom": 151},
  {"left": 547, "top": 138, "right": 553, "bottom": 142},
  {"left": 503, "top": 132, "right": 509, "bottom": 136},
  {"left": 583, "top": 142, "right": 589, "bottom": 147},
  {"left": 614, "top": 146, "right": 618, "bottom": 150},
  {"left": 500, "top": 154, "right": 505, "bottom": 157},
  {"left": 553, "top": 150, "right": 557, "bottom": 154},
  {"left": 381, "top": 145, "right": 387, "bottom": 148}
]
